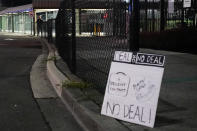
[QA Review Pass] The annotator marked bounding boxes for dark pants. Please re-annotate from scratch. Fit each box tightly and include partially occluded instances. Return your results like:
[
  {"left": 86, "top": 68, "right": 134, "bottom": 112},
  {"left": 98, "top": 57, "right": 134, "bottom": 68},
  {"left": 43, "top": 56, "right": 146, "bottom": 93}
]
[{"left": 37, "top": 26, "right": 42, "bottom": 36}]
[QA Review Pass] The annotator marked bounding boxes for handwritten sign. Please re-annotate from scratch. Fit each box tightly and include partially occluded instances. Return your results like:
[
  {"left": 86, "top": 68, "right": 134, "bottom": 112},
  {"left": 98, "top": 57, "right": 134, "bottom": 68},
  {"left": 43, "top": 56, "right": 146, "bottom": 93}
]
[
  {"left": 114, "top": 51, "right": 133, "bottom": 63},
  {"left": 183, "top": 0, "right": 191, "bottom": 8},
  {"left": 101, "top": 51, "right": 165, "bottom": 128}
]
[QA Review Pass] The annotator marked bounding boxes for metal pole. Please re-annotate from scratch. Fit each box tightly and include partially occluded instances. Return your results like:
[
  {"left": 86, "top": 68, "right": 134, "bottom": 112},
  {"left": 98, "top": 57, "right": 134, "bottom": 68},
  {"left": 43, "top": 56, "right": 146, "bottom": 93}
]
[
  {"left": 192, "top": 0, "right": 196, "bottom": 27},
  {"left": 152, "top": 0, "right": 155, "bottom": 32},
  {"left": 145, "top": 0, "right": 148, "bottom": 31},
  {"left": 11, "top": 13, "right": 14, "bottom": 32},
  {"left": 113, "top": 0, "right": 116, "bottom": 36},
  {"left": 129, "top": 0, "right": 140, "bottom": 51},
  {"left": 79, "top": 9, "right": 82, "bottom": 35},
  {"left": 72, "top": 0, "right": 76, "bottom": 73},
  {"left": 31, "top": 17, "right": 33, "bottom": 35},
  {"left": 160, "top": 0, "right": 165, "bottom": 31},
  {"left": 33, "top": 10, "right": 36, "bottom": 36},
  {"left": 181, "top": 0, "right": 185, "bottom": 27}
]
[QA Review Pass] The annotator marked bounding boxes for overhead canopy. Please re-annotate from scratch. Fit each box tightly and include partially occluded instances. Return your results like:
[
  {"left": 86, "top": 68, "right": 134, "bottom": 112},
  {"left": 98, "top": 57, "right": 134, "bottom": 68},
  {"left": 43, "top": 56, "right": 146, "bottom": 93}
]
[
  {"left": 33, "top": 0, "right": 61, "bottom": 9},
  {"left": 61, "top": 0, "right": 127, "bottom": 9},
  {"left": 0, "top": 4, "right": 33, "bottom": 15}
]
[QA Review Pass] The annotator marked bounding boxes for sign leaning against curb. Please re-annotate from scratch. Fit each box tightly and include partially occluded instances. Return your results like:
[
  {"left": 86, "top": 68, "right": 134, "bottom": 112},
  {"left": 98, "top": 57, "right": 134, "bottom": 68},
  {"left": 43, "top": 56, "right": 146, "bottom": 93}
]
[{"left": 101, "top": 51, "right": 165, "bottom": 128}]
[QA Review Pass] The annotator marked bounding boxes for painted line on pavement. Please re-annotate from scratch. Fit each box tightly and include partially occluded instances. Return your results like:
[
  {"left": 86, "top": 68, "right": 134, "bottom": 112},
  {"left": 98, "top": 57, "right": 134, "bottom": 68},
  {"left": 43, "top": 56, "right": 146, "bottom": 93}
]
[
  {"left": 0, "top": 44, "right": 8, "bottom": 46},
  {"left": 4, "top": 38, "right": 14, "bottom": 41}
]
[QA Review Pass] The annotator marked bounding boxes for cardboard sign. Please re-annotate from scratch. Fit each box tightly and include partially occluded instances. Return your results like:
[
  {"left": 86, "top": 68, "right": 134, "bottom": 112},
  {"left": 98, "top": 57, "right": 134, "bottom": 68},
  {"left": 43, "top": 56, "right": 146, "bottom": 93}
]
[
  {"left": 101, "top": 51, "right": 165, "bottom": 128},
  {"left": 183, "top": 0, "right": 191, "bottom": 8}
]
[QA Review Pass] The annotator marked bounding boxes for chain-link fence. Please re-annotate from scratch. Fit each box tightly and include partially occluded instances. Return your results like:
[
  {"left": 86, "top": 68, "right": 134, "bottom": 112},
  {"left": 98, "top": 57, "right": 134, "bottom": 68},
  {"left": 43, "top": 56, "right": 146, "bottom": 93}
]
[
  {"left": 74, "top": 0, "right": 130, "bottom": 92},
  {"left": 53, "top": 0, "right": 197, "bottom": 93}
]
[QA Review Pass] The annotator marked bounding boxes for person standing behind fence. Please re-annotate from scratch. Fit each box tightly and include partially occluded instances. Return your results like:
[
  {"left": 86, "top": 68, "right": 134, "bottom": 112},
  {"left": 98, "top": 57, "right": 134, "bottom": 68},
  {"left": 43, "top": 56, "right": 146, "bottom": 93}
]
[{"left": 37, "top": 16, "right": 43, "bottom": 36}]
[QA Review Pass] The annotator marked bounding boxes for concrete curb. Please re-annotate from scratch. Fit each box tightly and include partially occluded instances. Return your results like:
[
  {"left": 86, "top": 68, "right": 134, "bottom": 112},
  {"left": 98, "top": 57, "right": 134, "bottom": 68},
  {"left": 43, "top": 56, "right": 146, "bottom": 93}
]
[
  {"left": 30, "top": 38, "right": 58, "bottom": 99},
  {"left": 30, "top": 54, "right": 58, "bottom": 98},
  {"left": 41, "top": 39, "right": 131, "bottom": 131}
]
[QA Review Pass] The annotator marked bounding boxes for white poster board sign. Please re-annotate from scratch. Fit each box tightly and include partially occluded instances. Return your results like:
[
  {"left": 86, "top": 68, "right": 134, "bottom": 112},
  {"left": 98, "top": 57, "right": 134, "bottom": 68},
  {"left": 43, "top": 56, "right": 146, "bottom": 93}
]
[
  {"left": 168, "top": 0, "right": 174, "bottom": 13},
  {"left": 184, "top": 0, "right": 191, "bottom": 8},
  {"left": 101, "top": 51, "right": 165, "bottom": 128}
]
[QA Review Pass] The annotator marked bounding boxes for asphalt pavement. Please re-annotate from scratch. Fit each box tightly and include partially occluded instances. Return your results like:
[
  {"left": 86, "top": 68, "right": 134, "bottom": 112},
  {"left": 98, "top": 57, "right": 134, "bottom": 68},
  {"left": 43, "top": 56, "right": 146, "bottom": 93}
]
[
  {"left": 0, "top": 34, "right": 49, "bottom": 131},
  {"left": 1, "top": 32, "right": 197, "bottom": 131},
  {"left": 0, "top": 33, "right": 83, "bottom": 131}
]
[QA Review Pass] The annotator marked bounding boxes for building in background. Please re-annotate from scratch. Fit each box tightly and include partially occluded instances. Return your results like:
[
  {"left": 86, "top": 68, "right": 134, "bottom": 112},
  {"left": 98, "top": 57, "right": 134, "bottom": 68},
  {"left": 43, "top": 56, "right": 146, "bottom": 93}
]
[
  {"left": 0, "top": 4, "right": 33, "bottom": 34},
  {"left": 0, "top": 0, "right": 61, "bottom": 35},
  {"left": 33, "top": 0, "right": 61, "bottom": 36}
]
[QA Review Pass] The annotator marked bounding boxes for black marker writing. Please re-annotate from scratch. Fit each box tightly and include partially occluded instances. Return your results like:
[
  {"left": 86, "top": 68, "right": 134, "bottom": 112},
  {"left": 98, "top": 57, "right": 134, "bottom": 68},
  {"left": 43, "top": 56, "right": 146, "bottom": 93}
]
[{"left": 106, "top": 101, "right": 120, "bottom": 116}]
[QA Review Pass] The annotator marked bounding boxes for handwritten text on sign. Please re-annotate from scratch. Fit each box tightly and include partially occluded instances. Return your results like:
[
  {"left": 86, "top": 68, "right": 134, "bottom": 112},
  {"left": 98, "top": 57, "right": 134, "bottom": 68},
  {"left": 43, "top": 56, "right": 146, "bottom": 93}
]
[{"left": 101, "top": 51, "right": 165, "bottom": 128}]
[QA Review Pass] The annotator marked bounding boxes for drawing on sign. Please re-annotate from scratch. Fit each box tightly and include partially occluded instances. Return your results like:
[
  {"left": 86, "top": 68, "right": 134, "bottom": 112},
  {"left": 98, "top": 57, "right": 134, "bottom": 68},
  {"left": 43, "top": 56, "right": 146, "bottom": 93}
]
[
  {"left": 108, "top": 72, "right": 130, "bottom": 97},
  {"left": 133, "top": 78, "right": 156, "bottom": 102}
]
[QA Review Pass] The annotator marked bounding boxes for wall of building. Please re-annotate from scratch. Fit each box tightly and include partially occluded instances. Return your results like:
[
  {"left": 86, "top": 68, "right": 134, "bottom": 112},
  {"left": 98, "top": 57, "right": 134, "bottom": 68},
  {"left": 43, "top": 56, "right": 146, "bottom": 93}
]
[
  {"left": 0, "top": 12, "right": 33, "bottom": 34},
  {"left": 33, "top": 0, "right": 61, "bottom": 9}
]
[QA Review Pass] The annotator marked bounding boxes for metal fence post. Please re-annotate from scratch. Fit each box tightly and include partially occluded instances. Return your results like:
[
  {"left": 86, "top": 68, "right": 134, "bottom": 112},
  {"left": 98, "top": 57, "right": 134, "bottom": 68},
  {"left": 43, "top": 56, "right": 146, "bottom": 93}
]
[
  {"left": 72, "top": 0, "right": 76, "bottom": 73},
  {"left": 160, "top": 0, "right": 165, "bottom": 31},
  {"left": 181, "top": 0, "right": 185, "bottom": 27},
  {"left": 145, "top": 0, "right": 148, "bottom": 31},
  {"left": 152, "top": 0, "right": 155, "bottom": 32},
  {"left": 194, "top": 0, "right": 197, "bottom": 27},
  {"left": 129, "top": 0, "right": 140, "bottom": 52}
]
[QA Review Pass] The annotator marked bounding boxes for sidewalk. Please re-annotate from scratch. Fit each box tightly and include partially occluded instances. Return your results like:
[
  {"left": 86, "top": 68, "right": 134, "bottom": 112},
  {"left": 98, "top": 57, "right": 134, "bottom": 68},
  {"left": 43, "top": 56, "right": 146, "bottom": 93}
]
[{"left": 40, "top": 38, "right": 197, "bottom": 131}]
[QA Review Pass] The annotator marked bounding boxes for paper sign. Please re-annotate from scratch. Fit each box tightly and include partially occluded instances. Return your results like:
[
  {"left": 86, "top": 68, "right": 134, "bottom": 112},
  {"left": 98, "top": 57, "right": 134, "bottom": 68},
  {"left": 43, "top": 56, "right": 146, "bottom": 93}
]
[
  {"left": 101, "top": 51, "right": 165, "bottom": 128},
  {"left": 184, "top": 0, "right": 191, "bottom": 8},
  {"left": 168, "top": 0, "right": 174, "bottom": 13},
  {"left": 114, "top": 51, "right": 133, "bottom": 63}
]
